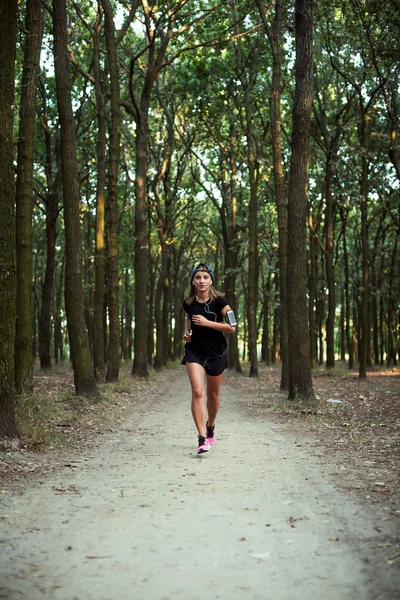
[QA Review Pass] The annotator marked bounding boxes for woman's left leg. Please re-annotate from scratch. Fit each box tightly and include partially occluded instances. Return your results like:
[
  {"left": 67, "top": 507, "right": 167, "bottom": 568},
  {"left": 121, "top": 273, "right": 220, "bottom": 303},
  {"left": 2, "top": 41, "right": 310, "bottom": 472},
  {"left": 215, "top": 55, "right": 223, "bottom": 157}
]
[{"left": 206, "top": 372, "right": 224, "bottom": 427}]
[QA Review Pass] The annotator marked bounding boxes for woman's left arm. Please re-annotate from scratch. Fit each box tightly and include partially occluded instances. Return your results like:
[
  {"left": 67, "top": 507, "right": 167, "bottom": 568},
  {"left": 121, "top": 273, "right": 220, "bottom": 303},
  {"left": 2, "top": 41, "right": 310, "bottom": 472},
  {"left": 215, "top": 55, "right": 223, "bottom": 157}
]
[{"left": 191, "top": 305, "right": 236, "bottom": 333}]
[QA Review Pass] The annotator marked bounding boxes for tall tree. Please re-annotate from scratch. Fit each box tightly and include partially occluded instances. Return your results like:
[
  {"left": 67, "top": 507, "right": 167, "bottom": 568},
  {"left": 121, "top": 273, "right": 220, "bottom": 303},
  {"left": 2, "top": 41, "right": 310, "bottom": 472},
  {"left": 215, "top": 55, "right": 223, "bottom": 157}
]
[
  {"left": 128, "top": 1, "right": 184, "bottom": 377},
  {"left": 52, "top": 0, "right": 99, "bottom": 397},
  {"left": 233, "top": 8, "right": 261, "bottom": 378},
  {"left": 102, "top": 0, "right": 121, "bottom": 382},
  {"left": 312, "top": 60, "right": 355, "bottom": 369},
  {"left": 15, "top": 0, "right": 43, "bottom": 392},
  {"left": 0, "top": 0, "right": 19, "bottom": 448},
  {"left": 256, "top": 0, "right": 289, "bottom": 388},
  {"left": 287, "top": 0, "right": 315, "bottom": 400},
  {"left": 38, "top": 76, "right": 61, "bottom": 371},
  {"left": 92, "top": 3, "right": 107, "bottom": 381}
]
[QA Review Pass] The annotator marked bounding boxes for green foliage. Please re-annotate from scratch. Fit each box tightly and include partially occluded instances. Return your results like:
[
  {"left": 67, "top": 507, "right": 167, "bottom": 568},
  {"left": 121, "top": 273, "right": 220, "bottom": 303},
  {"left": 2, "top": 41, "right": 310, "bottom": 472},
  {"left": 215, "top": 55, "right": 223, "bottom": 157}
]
[{"left": 12, "top": 0, "right": 400, "bottom": 369}]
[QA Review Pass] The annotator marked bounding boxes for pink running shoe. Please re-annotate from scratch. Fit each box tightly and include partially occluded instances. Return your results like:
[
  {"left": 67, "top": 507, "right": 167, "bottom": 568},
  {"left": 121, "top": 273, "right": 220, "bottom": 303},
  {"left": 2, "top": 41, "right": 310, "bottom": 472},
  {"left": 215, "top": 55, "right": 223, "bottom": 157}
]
[
  {"left": 206, "top": 421, "right": 215, "bottom": 446},
  {"left": 197, "top": 435, "right": 210, "bottom": 454}
]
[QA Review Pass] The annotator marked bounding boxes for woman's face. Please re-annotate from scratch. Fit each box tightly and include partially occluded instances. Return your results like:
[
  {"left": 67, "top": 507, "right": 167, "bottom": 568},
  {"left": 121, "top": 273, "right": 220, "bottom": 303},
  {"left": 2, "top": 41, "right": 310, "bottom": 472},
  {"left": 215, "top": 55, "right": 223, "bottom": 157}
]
[{"left": 193, "top": 271, "right": 212, "bottom": 292}]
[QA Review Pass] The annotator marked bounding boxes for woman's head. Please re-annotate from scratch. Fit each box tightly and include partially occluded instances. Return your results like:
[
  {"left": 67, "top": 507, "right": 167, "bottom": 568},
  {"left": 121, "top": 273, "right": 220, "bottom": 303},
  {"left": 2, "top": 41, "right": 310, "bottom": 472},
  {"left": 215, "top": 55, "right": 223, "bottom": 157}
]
[
  {"left": 186, "top": 263, "right": 219, "bottom": 303},
  {"left": 190, "top": 263, "right": 214, "bottom": 284}
]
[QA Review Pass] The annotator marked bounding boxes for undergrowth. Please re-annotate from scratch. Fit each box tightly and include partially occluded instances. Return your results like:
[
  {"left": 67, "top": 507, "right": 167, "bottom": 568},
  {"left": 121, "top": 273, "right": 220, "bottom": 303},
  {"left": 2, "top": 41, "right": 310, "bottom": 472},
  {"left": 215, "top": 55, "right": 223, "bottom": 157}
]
[{"left": 16, "top": 390, "right": 64, "bottom": 449}]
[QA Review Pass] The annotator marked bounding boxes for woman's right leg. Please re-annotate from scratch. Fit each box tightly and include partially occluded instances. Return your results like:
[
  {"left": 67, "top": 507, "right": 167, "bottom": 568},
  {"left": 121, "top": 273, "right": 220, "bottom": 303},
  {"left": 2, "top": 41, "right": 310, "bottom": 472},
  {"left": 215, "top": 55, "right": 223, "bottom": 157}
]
[{"left": 186, "top": 362, "right": 206, "bottom": 436}]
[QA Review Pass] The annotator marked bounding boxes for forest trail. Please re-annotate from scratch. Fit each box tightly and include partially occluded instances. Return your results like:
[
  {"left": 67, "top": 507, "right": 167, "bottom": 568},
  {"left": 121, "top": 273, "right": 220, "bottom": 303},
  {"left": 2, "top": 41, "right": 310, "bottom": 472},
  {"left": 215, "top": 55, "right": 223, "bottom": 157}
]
[{"left": 1, "top": 368, "right": 399, "bottom": 600}]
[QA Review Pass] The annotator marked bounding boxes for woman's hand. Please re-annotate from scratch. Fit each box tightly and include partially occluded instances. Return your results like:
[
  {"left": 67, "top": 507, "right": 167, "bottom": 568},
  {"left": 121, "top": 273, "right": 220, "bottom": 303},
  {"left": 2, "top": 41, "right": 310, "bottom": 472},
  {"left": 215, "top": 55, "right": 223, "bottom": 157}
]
[
  {"left": 183, "top": 332, "right": 192, "bottom": 342},
  {"left": 191, "top": 314, "right": 209, "bottom": 327}
]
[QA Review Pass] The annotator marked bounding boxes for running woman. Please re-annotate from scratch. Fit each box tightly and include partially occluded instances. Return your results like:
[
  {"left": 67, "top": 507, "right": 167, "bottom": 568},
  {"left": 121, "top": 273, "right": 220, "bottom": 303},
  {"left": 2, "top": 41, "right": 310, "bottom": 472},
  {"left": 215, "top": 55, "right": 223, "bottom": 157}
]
[{"left": 181, "top": 263, "right": 236, "bottom": 454}]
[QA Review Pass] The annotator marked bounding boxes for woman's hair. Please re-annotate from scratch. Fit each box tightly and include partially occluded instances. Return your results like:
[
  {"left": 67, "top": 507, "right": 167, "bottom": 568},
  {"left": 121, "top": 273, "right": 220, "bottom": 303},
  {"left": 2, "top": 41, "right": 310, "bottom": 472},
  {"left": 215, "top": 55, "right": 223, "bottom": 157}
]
[
  {"left": 185, "top": 283, "right": 224, "bottom": 305},
  {"left": 185, "top": 264, "right": 224, "bottom": 305}
]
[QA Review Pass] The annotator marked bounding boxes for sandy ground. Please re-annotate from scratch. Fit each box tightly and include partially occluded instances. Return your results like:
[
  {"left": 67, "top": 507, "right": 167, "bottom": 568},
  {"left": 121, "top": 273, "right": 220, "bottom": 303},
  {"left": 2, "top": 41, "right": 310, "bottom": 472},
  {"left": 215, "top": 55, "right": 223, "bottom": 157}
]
[{"left": 1, "top": 369, "right": 399, "bottom": 600}]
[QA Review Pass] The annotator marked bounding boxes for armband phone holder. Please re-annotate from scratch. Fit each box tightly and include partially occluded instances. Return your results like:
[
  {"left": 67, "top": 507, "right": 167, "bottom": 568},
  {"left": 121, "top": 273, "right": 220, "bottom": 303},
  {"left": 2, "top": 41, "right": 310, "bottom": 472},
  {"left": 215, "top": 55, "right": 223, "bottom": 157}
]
[{"left": 226, "top": 310, "right": 237, "bottom": 327}]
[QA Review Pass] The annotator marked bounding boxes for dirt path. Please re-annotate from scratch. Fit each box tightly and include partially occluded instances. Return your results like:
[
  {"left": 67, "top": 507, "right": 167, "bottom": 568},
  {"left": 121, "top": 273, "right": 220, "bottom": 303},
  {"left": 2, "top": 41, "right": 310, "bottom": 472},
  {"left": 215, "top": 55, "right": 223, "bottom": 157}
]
[{"left": 1, "top": 369, "right": 399, "bottom": 600}]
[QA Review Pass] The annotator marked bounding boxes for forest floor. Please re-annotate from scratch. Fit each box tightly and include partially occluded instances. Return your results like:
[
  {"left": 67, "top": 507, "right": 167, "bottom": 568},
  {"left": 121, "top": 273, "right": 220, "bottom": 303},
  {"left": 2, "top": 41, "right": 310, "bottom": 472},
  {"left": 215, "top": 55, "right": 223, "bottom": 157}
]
[{"left": 0, "top": 361, "right": 399, "bottom": 599}]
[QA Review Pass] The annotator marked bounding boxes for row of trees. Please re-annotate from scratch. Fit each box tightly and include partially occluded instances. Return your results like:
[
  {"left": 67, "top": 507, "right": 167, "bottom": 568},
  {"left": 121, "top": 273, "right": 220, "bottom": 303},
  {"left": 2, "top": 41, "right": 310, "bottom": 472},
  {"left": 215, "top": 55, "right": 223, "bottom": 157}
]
[{"left": 0, "top": 0, "right": 398, "bottom": 448}]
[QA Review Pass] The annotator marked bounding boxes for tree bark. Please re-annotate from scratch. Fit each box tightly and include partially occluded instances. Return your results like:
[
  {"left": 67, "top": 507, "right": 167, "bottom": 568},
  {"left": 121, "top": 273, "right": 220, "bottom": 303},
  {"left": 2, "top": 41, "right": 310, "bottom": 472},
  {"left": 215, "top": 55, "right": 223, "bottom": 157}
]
[
  {"left": 257, "top": 0, "right": 289, "bottom": 388},
  {"left": 154, "top": 247, "right": 169, "bottom": 371},
  {"left": 123, "top": 270, "right": 132, "bottom": 360},
  {"left": 92, "top": 4, "right": 107, "bottom": 381},
  {"left": 287, "top": 0, "right": 315, "bottom": 400},
  {"left": 131, "top": 6, "right": 173, "bottom": 377},
  {"left": 39, "top": 180, "right": 60, "bottom": 370},
  {"left": 15, "top": 0, "right": 43, "bottom": 392},
  {"left": 358, "top": 113, "right": 369, "bottom": 379},
  {"left": 226, "top": 137, "right": 242, "bottom": 374},
  {"left": 102, "top": 0, "right": 121, "bottom": 383},
  {"left": 324, "top": 156, "right": 336, "bottom": 368},
  {"left": 317, "top": 287, "right": 325, "bottom": 366},
  {"left": 37, "top": 76, "right": 61, "bottom": 370},
  {"left": 308, "top": 212, "right": 318, "bottom": 368},
  {"left": 261, "top": 272, "right": 271, "bottom": 364},
  {"left": 132, "top": 103, "right": 150, "bottom": 375},
  {"left": 0, "top": 0, "right": 19, "bottom": 448},
  {"left": 371, "top": 265, "right": 379, "bottom": 365},
  {"left": 340, "top": 207, "right": 353, "bottom": 368},
  {"left": 52, "top": 0, "right": 99, "bottom": 397},
  {"left": 53, "top": 253, "right": 65, "bottom": 364},
  {"left": 387, "top": 227, "right": 399, "bottom": 366},
  {"left": 238, "top": 61, "right": 259, "bottom": 377},
  {"left": 339, "top": 288, "right": 346, "bottom": 361}
]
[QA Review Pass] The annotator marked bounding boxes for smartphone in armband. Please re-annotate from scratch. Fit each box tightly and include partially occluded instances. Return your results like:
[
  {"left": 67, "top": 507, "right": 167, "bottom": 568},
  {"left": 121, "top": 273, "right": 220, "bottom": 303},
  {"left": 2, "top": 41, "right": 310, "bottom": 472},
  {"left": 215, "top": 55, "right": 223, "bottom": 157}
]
[{"left": 226, "top": 310, "right": 237, "bottom": 327}]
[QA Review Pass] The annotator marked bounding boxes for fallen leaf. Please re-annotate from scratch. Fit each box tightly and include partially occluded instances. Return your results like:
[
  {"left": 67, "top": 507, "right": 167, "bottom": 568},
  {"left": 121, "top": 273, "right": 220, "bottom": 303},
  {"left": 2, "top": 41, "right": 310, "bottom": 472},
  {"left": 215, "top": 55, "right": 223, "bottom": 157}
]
[{"left": 387, "top": 552, "right": 400, "bottom": 564}]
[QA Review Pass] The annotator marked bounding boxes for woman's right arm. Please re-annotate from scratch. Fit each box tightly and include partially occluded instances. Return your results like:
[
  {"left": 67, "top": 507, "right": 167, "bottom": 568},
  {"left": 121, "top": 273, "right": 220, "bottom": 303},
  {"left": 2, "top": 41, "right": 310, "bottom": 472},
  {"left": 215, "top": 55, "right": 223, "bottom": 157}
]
[{"left": 183, "top": 316, "right": 192, "bottom": 342}]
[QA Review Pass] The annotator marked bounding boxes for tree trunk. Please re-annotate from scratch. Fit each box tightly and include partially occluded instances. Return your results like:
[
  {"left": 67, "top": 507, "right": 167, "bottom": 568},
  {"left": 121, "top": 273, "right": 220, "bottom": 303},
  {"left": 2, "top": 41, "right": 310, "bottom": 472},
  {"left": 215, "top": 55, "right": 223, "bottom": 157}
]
[
  {"left": 132, "top": 79, "right": 159, "bottom": 374},
  {"left": 258, "top": 0, "right": 289, "bottom": 388},
  {"left": 308, "top": 214, "right": 318, "bottom": 368},
  {"left": 317, "top": 287, "right": 325, "bottom": 366},
  {"left": 287, "top": 0, "right": 315, "bottom": 400},
  {"left": 0, "top": 0, "right": 19, "bottom": 448},
  {"left": 225, "top": 248, "right": 242, "bottom": 373},
  {"left": 124, "top": 270, "right": 133, "bottom": 360},
  {"left": 92, "top": 6, "right": 107, "bottom": 381},
  {"left": 359, "top": 115, "right": 369, "bottom": 379},
  {"left": 339, "top": 288, "right": 346, "bottom": 361},
  {"left": 341, "top": 207, "right": 353, "bottom": 368},
  {"left": 38, "top": 75, "right": 61, "bottom": 370},
  {"left": 387, "top": 228, "right": 399, "bottom": 366},
  {"left": 15, "top": 0, "right": 43, "bottom": 392},
  {"left": 102, "top": 0, "right": 121, "bottom": 383},
  {"left": 146, "top": 237, "right": 156, "bottom": 367},
  {"left": 379, "top": 271, "right": 384, "bottom": 365},
  {"left": 132, "top": 107, "right": 150, "bottom": 376},
  {"left": 271, "top": 271, "right": 279, "bottom": 363},
  {"left": 245, "top": 96, "right": 259, "bottom": 378},
  {"left": 371, "top": 266, "right": 379, "bottom": 365},
  {"left": 52, "top": 0, "right": 99, "bottom": 397},
  {"left": 39, "top": 183, "right": 59, "bottom": 370},
  {"left": 261, "top": 272, "right": 271, "bottom": 364},
  {"left": 353, "top": 292, "right": 359, "bottom": 365},
  {"left": 53, "top": 254, "right": 64, "bottom": 364},
  {"left": 325, "top": 156, "right": 336, "bottom": 368},
  {"left": 154, "top": 246, "right": 169, "bottom": 371},
  {"left": 84, "top": 203, "right": 94, "bottom": 357}
]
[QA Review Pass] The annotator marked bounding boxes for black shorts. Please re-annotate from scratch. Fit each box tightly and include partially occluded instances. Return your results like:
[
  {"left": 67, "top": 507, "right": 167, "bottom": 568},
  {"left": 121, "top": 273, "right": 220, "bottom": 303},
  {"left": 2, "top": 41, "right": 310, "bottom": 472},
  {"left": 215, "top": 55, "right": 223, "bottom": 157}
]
[{"left": 181, "top": 347, "right": 228, "bottom": 377}]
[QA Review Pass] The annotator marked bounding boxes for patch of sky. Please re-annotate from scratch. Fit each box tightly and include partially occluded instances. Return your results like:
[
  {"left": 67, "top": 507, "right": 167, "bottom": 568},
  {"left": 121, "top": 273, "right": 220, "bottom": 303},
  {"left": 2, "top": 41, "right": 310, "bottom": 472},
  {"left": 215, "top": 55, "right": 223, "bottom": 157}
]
[
  {"left": 244, "top": 14, "right": 253, "bottom": 29},
  {"left": 349, "top": 52, "right": 363, "bottom": 68}
]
